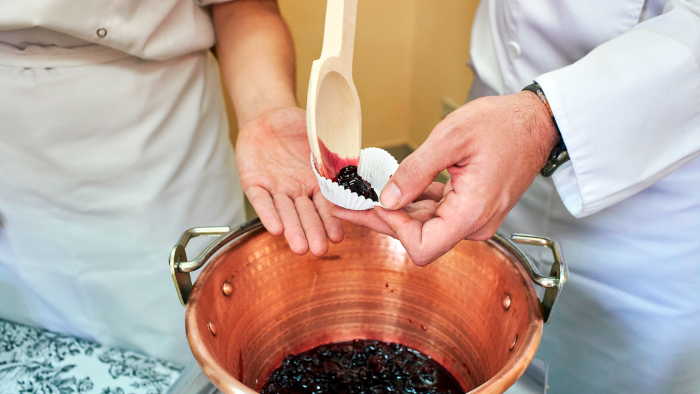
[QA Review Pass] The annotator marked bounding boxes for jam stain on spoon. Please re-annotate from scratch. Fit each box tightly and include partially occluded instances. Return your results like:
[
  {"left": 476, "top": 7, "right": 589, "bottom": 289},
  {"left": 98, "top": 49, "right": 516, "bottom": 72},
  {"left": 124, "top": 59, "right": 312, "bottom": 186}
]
[{"left": 318, "top": 139, "right": 358, "bottom": 180}]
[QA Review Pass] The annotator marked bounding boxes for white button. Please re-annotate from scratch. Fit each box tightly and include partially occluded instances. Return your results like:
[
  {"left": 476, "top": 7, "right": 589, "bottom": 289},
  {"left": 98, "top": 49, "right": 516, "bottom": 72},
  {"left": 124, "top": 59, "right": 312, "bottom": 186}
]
[{"left": 508, "top": 41, "right": 521, "bottom": 58}]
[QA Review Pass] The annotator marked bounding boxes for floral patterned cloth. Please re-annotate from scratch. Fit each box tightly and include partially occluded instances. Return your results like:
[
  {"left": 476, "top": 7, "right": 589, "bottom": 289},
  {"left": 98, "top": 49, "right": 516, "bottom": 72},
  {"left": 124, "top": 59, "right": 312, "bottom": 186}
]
[{"left": 0, "top": 319, "right": 183, "bottom": 394}]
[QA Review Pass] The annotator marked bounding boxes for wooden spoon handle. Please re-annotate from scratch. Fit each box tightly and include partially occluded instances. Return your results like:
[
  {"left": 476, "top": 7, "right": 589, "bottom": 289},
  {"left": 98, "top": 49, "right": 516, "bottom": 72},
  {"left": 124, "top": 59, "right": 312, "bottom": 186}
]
[{"left": 320, "top": 0, "right": 358, "bottom": 64}]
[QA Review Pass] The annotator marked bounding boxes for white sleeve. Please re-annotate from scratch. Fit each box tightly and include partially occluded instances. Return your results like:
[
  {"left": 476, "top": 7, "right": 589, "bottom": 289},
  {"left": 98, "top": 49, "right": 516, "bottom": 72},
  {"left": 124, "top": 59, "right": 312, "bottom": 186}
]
[{"left": 535, "top": 0, "right": 700, "bottom": 218}]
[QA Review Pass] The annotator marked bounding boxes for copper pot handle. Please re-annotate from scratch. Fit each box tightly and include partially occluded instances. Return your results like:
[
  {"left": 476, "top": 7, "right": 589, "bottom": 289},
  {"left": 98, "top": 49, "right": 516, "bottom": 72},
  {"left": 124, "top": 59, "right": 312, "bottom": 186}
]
[
  {"left": 169, "top": 219, "right": 568, "bottom": 324},
  {"left": 491, "top": 233, "right": 568, "bottom": 324},
  {"left": 169, "top": 218, "right": 264, "bottom": 306}
]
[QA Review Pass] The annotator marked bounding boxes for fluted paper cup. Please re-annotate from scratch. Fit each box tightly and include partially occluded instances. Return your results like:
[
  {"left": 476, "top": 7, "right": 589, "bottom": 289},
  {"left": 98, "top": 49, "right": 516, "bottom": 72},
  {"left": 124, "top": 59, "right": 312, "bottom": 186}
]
[{"left": 311, "top": 147, "right": 399, "bottom": 210}]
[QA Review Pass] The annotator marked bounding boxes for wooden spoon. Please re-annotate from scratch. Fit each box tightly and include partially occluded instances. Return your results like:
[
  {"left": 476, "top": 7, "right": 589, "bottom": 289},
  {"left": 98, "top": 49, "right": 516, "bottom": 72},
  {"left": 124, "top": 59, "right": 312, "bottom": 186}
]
[{"left": 306, "top": 0, "right": 362, "bottom": 180}]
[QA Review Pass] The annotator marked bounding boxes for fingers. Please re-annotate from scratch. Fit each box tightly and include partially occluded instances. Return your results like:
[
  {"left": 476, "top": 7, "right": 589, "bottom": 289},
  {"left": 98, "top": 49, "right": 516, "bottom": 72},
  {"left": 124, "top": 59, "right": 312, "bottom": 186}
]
[
  {"left": 373, "top": 208, "right": 437, "bottom": 265},
  {"left": 379, "top": 137, "right": 453, "bottom": 210},
  {"left": 415, "top": 182, "right": 446, "bottom": 202},
  {"left": 402, "top": 200, "right": 438, "bottom": 223},
  {"left": 464, "top": 211, "right": 507, "bottom": 241},
  {"left": 254, "top": 187, "right": 344, "bottom": 256},
  {"left": 443, "top": 179, "right": 453, "bottom": 199},
  {"left": 272, "top": 195, "right": 309, "bottom": 255},
  {"left": 246, "top": 186, "right": 283, "bottom": 235},
  {"left": 313, "top": 191, "right": 345, "bottom": 244},
  {"left": 374, "top": 193, "right": 471, "bottom": 266},
  {"left": 331, "top": 206, "right": 396, "bottom": 237},
  {"left": 294, "top": 196, "right": 329, "bottom": 256}
]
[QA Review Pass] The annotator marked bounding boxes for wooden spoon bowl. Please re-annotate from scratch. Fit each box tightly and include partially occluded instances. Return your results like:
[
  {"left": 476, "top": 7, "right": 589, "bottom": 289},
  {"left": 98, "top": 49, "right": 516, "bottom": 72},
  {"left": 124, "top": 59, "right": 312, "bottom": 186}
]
[{"left": 306, "top": 0, "right": 362, "bottom": 179}]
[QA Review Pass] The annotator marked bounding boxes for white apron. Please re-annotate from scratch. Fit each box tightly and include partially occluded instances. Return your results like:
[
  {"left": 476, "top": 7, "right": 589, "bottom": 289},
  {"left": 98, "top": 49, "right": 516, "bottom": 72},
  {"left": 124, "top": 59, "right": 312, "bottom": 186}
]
[
  {"left": 497, "top": 164, "right": 700, "bottom": 394},
  {"left": 0, "top": 43, "right": 245, "bottom": 364}
]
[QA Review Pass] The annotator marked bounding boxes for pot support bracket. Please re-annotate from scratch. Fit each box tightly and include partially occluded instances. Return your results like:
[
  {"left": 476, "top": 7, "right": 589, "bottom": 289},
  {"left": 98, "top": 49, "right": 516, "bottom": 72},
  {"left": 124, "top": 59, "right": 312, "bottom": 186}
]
[{"left": 492, "top": 233, "right": 568, "bottom": 324}]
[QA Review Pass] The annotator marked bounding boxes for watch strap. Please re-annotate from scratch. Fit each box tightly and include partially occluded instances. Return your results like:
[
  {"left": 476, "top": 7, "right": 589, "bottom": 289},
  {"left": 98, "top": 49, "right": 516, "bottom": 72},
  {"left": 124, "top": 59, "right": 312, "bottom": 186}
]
[{"left": 522, "top": 82, "right": 570, "bottom": 177}]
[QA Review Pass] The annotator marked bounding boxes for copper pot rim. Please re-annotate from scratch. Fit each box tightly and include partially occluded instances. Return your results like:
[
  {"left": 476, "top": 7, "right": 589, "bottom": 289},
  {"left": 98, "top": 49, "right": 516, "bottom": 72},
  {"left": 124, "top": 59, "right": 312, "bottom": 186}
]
[{"left": 185, "top": 226, "right": 544, "bottom": 394}]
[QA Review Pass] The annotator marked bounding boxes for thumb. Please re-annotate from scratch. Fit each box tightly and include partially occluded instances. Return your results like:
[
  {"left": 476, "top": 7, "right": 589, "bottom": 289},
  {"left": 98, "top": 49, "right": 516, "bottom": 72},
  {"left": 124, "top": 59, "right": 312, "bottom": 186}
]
[{"left": 380, "top": 142, "right": 449, "bottom": 210}]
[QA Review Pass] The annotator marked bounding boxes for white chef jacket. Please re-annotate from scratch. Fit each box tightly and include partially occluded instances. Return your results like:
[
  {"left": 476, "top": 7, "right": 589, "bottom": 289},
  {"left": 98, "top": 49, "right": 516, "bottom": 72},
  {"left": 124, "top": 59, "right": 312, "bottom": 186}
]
[
  {"left": 470, "top": 0, "right": 700, "bottom": 393},
  {"left": 0, "top": 0, "right": 245, "bottom": 364},
  {"left": 0, "top": 0, "right": 222, "bottom": 60}
]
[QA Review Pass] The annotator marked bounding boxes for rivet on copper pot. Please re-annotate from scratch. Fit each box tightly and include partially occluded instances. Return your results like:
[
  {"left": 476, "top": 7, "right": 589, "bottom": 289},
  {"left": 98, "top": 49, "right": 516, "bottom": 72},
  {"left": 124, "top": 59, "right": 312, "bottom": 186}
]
[
  {"left": 509, "top": 334, "right": 518, "bottom": 351},
  {"left": 208, "top": 321, "right": 217, "bottom": 337},
  {"left": 222, "top": 281, "right": 233, "bottom": 296},
  {"left": 502, "top": 293, "right": 511, "bottom": 310}
]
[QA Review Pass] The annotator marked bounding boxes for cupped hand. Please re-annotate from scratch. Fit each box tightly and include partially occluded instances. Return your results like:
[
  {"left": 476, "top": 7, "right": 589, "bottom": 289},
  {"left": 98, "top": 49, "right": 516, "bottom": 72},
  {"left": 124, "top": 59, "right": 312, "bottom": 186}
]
[
  {"left": 236, "top": 106, "right": 344, "bottom": 256},
  {"left": 333, "top": 92, "right": 559, "bottom": 266}
]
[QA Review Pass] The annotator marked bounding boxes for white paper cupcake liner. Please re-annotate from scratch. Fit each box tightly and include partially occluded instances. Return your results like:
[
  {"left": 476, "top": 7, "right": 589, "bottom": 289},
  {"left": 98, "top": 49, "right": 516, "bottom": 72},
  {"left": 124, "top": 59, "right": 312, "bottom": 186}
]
[{"left": 311, "top": 147, "right": 399, "bottom": 210}]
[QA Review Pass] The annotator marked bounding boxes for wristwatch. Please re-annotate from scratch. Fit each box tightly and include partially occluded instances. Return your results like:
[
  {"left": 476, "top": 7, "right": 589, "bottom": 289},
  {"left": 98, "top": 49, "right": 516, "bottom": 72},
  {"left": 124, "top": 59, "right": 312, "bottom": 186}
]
[{"left": 522, "top": 82, "right": 570, "bottom": 177}]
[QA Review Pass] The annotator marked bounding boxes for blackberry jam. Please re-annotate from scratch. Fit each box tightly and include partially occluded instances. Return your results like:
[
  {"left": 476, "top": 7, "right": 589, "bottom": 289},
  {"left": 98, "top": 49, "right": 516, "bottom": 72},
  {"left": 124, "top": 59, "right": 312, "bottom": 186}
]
[
  {"left": 334, "top": 166, "right": 378, "bottom": 202},
  {"left": 260, "top": 339, "right": 463, "bottom": 394}
]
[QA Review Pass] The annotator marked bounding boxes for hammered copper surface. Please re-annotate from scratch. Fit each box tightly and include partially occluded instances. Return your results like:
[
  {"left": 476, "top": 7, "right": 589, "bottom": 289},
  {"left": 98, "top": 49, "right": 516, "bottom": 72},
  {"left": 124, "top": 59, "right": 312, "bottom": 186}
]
[{"left": 185, "top": 223, "right": 543, "bottom": 394}]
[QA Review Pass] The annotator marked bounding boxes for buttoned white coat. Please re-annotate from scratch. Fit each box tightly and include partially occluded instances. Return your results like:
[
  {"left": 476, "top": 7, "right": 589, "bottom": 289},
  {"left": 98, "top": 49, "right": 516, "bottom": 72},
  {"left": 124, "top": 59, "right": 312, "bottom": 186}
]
[{"left": 470, "top": 0, "right": 700, "bottom": 392}]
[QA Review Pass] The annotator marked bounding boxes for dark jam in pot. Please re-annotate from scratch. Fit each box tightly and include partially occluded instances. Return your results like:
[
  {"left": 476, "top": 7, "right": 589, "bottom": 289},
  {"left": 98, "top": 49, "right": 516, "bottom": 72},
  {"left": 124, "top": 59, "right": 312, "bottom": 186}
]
[
  {"left": 260, "top": 339, "right": 463, "bottom": 394},
  {"left": 333, "top": 166, "right": 379, "bottom": 202}
]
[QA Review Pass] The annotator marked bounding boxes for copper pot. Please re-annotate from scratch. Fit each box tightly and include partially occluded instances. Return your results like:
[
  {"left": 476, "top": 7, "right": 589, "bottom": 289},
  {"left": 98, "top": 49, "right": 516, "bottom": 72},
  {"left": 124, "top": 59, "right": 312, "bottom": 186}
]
[{"left": 169, "top": 219, "right": 566, "bottom": 394}]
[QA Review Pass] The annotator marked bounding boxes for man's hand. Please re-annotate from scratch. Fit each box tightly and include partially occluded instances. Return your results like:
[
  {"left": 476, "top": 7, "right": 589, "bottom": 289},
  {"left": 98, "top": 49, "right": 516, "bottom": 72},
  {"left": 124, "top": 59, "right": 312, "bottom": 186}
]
[
  {"left": 213, "top": 1, "right": 343, "bottom": 255},
  {"left": 236, "top": 107, "right": 344, "bottom": 256},
  {"left": 333, "top": 92, "right": 559, "bottom": 265}
]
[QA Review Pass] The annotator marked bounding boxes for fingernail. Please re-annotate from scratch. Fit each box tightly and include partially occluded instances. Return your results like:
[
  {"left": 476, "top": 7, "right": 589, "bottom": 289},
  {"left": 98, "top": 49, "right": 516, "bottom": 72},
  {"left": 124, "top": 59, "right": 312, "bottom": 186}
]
[{"left": 380, "top": 182, "right": 402, "bottom": 209}]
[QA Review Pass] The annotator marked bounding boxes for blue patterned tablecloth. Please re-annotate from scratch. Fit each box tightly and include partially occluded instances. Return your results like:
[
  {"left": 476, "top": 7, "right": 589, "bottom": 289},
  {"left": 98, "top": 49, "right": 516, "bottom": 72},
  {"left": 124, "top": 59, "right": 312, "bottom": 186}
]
[
  {"left": 0, "top": 318, "right": 546, "bottom": 394},
  {"left": 0, "top": 319, "right": 183, "bottom": 394}
]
